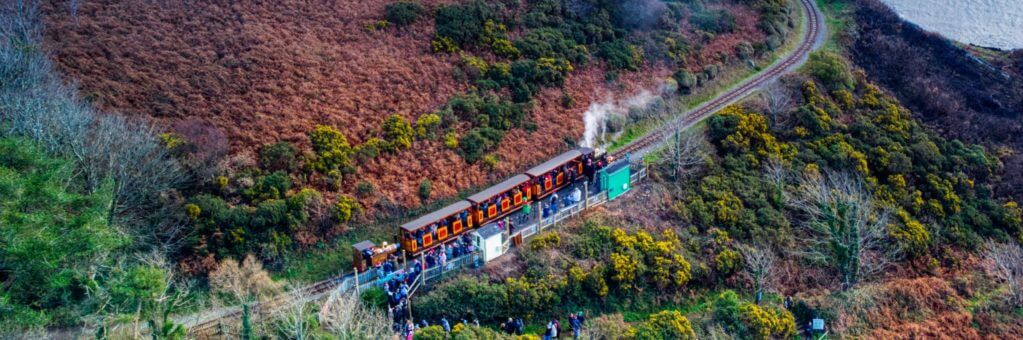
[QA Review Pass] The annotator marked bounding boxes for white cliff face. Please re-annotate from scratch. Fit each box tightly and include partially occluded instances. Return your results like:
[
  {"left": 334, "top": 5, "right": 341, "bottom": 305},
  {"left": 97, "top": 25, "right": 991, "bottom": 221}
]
[{"left": 881, "top": 0, "right": 1023, "bottom": 50}]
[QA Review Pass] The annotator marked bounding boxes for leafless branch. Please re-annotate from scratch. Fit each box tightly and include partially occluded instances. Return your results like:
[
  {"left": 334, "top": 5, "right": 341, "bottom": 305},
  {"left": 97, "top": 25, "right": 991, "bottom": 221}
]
[
  {"left": 983, "top": 241, "right": 1023, "bottom": 305},
  {"left": 787, "top": 171, "right": 894, "bottom": 289},
  {"left": 318, "top": 289, "right": 392, "bottom": 340}
]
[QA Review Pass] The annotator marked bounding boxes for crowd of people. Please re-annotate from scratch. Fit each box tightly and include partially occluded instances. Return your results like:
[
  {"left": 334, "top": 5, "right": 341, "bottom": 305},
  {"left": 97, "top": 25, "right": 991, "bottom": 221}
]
[{"left": 395, "top": 312, "right": 587, "bottom": 339}]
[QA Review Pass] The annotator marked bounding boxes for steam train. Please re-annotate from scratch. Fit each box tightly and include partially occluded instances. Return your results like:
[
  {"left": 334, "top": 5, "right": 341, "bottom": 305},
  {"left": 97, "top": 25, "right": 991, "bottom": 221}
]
[{"left": 353, "top": 147, "right": 607, "bottom": 272}]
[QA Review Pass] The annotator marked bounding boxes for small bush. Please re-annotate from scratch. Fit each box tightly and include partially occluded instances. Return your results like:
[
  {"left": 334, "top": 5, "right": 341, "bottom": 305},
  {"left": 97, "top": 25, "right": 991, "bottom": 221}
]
[
  {"left": 381, "top": 114, "right": 414, "bottom": 152},
  {"left": 630, "top": 310, "right": 696, "bottom": 340},
  {"left": 690, "top": 9, "right": 736, "bottom": 34},
  {"left": 431, "top": 36, "right": 459, "bottom": 53},
  {"left": 598, "top": 40, "right": 642, "bottom": 71},
  {"left": 385, "top": 1, "right": 425, "bottom": 27},
  {"left": 444, "top": 131, "right": 460, "bottom": 149},
  {"left": 335, "top": 195, "right": 361, "bottom": 223},
  {"left": 308, "top": 125, "right": 354, "bottom": 173},
  {"left": 356, "top": 181, "right": 375, "bottom": 197},
  {"left": 806, "top": 51, "right": 855, "bottom": 90},
  {"left": 419, "top": 179, "right": 432, "bottom": 200},
  {"left": 529, "top": 232, "right": 561, "bottom": 250},
  {"left": 258, "top": 141, "right": 298, "bottom": 172}
]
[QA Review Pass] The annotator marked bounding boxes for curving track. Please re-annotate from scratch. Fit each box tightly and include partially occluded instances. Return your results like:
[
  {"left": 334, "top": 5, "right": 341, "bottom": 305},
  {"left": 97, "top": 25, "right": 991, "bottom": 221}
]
[
  {"left": 612, "top": 0, "right": 824, "bottom": 160},
  {"left": 186, "top": 0, "right": 824, "bottom": 337}
]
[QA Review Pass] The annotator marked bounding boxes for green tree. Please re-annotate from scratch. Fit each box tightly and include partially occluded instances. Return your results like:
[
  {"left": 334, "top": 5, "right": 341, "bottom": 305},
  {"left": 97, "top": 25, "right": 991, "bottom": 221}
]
[{"left": 0, "top": 138, "right": 125, "bottom": 328}]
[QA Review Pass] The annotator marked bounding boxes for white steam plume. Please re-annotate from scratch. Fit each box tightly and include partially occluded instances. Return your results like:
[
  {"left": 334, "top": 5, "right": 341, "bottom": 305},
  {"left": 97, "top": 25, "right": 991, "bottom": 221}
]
[{"left": 579, "top": 89, "right": 659, "bottom": 151}]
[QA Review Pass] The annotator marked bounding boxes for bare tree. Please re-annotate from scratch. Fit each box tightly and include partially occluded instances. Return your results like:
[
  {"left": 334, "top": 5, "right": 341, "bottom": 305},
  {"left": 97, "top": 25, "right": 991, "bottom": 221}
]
[
  {"left": 739, "top": 244, "right": 778, "bottom": 304},
  {"left": 656, "top": 99, "right": 709, "bottom": 184},
  {"left": 269, "top": 291, "right": 314, "bottom": 340},
  {"left": 318, "top": 289, "right": 392, "bottom": 340},
  {"left": 787, "top": 171, "right": 893, "bottom": 290},
  {"left": 1, "top": 2, "right": 187, "bottom": 250},
  {"left": 982, "top": 241, "right": 1023, "bottom": 305},
  {"left": 209, "top": 254, "right": 283, "bottom": 306},
  {"left": 762, "top": 81, "right": 795, "bottom": 128}
]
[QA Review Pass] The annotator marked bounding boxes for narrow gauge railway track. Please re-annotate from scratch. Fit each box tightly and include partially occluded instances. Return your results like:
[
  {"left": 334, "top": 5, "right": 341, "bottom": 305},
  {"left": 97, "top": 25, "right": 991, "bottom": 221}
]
[
  {"left": 187, "top": 0, "right": 823, "bottom": 336},
  {"left": 612, "top": 0, "right": 822, "bottom": 160}
]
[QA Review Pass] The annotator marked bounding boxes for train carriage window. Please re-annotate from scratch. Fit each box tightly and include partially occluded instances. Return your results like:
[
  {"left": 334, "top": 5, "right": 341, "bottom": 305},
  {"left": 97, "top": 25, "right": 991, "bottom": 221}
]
[
  {"left": 423, "top": 233, "right": 433, "bottom": 247},
  {"left": 513, "top": 192, "right": 522, "bottom": 205},
  {"left": 501, "top": 197, "right": 510, "bottom": 211},
  {"left": 556, "top": 172, "right": 564, "bottom": 186},
  {"left": 452, "top": 220, "right": 463, "bottom": 234},
  {"left": 438, "top": 226, "right": 448, "bottom": 240},
  {"left": 487, "top": 204, "right": 498, "bottom": 218}
]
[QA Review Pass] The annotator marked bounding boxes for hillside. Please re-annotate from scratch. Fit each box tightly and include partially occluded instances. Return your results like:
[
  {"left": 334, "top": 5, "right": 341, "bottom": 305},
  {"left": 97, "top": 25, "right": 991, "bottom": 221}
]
[
  {"left": 40, "top": 0, "right": 772, "bottom": 207},
  {"left": 842, "top": 0, "right": 1023, "bottom": 200}
]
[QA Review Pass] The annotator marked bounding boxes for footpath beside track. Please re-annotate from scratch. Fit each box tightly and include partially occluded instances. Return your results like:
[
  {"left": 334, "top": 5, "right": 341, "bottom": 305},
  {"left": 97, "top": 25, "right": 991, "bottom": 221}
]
[{"left": 185, "top": 0, "right": 825, "bottom": 337}]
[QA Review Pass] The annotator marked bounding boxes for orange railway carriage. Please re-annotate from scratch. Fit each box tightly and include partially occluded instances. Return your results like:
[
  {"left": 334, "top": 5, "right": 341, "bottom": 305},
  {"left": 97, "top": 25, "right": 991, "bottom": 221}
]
[
  {"left": 466, "top": 174, "right": 531, "bottom": 227},
  {"left": 526, "top": 148, "right": 593, "bottom": 199},
  {"left": 399, "top": 200, "right": 472, "bottom": 255}
]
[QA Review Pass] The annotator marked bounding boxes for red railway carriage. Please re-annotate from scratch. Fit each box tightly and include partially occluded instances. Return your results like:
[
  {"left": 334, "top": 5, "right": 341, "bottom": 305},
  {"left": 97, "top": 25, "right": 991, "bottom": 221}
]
[
  {"left": 466, "top": 174, "right": 532, "bottom": 227},
  {"left": 526, "top": 148, "right": 593, "bottom": 199},
  {"left": 399, "top": 200, "right": 472, "bottom": 256}
]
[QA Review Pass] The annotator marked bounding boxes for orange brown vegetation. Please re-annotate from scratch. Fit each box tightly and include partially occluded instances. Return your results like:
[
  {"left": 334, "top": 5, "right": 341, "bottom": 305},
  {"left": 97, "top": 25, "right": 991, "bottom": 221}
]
[{"left": 39, "top": 0, "right": 756, "bottom": 207}]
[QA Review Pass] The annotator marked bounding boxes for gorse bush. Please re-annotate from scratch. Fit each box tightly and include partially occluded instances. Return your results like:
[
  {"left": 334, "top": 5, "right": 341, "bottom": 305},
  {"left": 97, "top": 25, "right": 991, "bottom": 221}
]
[
  {"left": 308, "top": 125, "right": 354, "bottom": 173},
  {"left": 381, "top": 114, "right": 414, "bottom": 152}
]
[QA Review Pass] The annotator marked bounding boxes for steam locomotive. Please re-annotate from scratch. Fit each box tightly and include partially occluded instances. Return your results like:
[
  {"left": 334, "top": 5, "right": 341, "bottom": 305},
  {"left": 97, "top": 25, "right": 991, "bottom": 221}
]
[{"left": 353, "top": 147, "right": 608, "bottom": 271}]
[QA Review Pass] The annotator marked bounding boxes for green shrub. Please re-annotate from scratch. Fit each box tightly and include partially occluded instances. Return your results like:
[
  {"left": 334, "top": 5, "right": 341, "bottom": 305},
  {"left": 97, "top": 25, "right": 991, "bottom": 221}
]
[
  {"left": 673, "top": 70, "right": 697, "bottom": 94},
  {"left": 431, "top": 36, "right": 459, "bottom": 53},
  {"left": 361, "top": 286, "right": 388, "bottom": 309},
  {"left": 435, "top": 2, "right": 497, "bottom": 46},
  {"left": 244, "top": 171, "right": 293, "bottom": 201},
  {"left": 419, "top": 179, "right": 432, "bottom": 200},
  {"left": 529, "top": 232, "right": 561, "bottom": 250},
  {"left": 415, "top": 325, "right": 447, "bottom": 340},
  {"left": 258, "top": 141, "right": 298, "bottom": 172},
  {"left": 355, "top": 137, "right": 383, "bottom": 162},
  {"left": 381, "top": 114, "right": 414, "bottom": 152},
  {"left": 413, "top": 277, "right": 509, "bottom": 323},
  {"left": 308, "top": 125, "right": 354, "bottom": 173},
  {"left": 385, "top": 1, "right": 425, "bottom": 27},
  {"left": 356, "top": 181, "right": 375, "bottom": 197},
  {"left": 690, "top": 9, "right": 736, "bottom": 34},
  {"left": 598, "top": 40, "right": 642, "bottom": 71},
  {"left": 630, "top": 310, "right": 696, "bottom": 340},
  {"left": 806, "top": 51, "right": 855, "bottom": 90},
  {"left": 739, "top": 302, "right": 796, "bottom": 339},
  {"left": 444, "top": 131, "right": 460, "bottom": 149},
  {"left": 335, "top": 195, "right": 361, "bottom": 223},
  {"left": 415, "top": 113, "right": 442, "bottom": 139}
]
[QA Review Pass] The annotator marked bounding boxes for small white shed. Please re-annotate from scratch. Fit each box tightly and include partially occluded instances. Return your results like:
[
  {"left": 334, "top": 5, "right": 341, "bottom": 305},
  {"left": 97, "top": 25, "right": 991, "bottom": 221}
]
[{"left": 473, "top": 224, "right": 505, "bottom": 263}]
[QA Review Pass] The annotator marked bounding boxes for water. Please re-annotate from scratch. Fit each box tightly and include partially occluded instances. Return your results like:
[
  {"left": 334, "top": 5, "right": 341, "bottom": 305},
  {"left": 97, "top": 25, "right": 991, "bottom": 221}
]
[{"left": 881, "top": 0, "right": 1023, "bottom": 50}]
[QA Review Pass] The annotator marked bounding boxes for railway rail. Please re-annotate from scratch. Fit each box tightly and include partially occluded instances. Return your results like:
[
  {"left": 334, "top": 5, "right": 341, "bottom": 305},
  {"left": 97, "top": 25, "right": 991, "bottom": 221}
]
[
  {"left": 187, "top": 0, "right": 823, "bottom": 336},
  {"left": 612, "top": 0, "right": 823, "bottom": 160}
]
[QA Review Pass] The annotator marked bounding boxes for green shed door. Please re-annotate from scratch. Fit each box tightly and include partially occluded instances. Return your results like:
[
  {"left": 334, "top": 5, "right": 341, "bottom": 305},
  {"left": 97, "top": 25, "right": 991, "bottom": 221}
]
[{"left": 600, "top": 162, "right": 631, "bottom": 201}]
